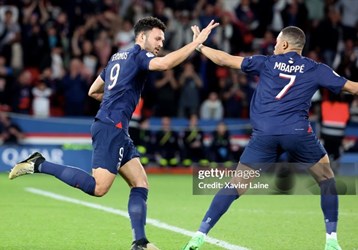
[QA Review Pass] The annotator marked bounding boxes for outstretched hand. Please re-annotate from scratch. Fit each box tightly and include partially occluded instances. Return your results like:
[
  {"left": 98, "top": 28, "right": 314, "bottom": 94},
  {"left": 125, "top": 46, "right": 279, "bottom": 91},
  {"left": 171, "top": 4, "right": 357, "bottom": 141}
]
[{"left": 191, "top": 20, "right": 219, "bottom": 45}]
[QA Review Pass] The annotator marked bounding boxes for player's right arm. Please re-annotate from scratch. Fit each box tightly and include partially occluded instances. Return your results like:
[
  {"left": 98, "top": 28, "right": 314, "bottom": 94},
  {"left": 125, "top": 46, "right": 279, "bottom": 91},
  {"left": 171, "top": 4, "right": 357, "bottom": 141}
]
[
  {"left": 342, "top": 80, "right": 358, "bottom": 95},
  {"left": 88, "top": 75, "right": 105, "bottom": 101},
  {"left": 148, "top": 20, "right": 219, "bottom": 71}
]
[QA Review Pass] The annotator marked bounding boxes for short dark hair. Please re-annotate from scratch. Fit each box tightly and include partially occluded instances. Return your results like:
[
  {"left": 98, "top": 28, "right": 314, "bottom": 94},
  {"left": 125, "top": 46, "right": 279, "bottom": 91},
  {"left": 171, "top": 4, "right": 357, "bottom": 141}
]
[
  {"left": 281, "top": 26, "right": 306, "bottom": 49},
  {"left": 134, "top": 16, "right": 166, "bottom": 38}
]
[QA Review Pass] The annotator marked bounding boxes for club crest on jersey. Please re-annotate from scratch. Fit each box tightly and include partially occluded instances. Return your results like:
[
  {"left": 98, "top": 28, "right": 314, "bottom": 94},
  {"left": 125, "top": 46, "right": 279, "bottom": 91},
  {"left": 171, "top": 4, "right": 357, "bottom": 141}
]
[{"left": 146, "top": 52, "right": 155, "bottom": 57}]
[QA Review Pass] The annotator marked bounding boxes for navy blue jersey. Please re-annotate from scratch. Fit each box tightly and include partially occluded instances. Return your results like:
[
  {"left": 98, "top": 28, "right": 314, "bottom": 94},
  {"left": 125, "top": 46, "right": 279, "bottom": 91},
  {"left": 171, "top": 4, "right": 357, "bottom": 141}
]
[
  {"left": 95, "top": 44, "right": 155, "bottom": 130},
  {"left": 241, "top": 52, "right": 347, "bottom": 135}
]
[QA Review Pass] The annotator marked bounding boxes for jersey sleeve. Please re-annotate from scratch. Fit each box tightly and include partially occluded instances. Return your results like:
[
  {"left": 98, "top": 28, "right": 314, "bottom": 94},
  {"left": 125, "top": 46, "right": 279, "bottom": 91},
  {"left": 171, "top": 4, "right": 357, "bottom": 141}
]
[
  {"left": 136, "top": 50, "right": 156, "bottom": 70},
  {"left": 317, "top": 64, "right": 347, "bottom": 94},
  {"left": 241, "top": 55, "right": 267, "bottom": 75},
  {"left": 99, "top": 67, "right": 106, "bottom": 80}
]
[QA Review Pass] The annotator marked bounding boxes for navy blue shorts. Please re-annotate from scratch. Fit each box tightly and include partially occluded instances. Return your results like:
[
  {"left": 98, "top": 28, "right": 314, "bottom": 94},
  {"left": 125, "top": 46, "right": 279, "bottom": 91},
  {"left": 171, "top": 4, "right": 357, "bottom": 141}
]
[
  {"left": 91, "top": 119, "right": 140, "bottom": 174},
  {"left": 240, "top": 133, "right": 327, "bottom": 170}
]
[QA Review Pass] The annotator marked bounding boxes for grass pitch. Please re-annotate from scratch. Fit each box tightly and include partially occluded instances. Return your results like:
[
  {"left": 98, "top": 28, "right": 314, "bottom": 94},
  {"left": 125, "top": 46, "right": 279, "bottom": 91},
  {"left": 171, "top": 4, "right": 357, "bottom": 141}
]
[{"left": 0, "top": 173, "right": 357, "bottom": 250}]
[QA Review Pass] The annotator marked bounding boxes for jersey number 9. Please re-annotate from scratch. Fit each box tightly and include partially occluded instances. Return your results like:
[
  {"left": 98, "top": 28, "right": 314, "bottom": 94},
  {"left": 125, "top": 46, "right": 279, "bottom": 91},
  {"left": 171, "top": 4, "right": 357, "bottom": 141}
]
[{"left": 108, "top": 63, "right": 120, "bottom": 90}]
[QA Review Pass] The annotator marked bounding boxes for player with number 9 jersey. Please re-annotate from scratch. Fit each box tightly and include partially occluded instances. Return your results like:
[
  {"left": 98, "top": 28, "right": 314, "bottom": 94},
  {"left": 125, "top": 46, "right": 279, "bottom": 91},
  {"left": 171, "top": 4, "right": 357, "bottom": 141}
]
[{"left": 95, "top": 46, "right": 154, "bottom": 131}]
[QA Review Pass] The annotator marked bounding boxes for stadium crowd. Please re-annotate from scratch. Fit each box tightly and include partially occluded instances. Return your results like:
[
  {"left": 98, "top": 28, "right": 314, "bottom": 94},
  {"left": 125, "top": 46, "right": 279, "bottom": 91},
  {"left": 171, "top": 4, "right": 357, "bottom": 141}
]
[
  {"left": 0, "top": 0, "right": 357, "bottom": 119},
  {"left": 0, "top": 0, "right": 358, "bottom": 165}
]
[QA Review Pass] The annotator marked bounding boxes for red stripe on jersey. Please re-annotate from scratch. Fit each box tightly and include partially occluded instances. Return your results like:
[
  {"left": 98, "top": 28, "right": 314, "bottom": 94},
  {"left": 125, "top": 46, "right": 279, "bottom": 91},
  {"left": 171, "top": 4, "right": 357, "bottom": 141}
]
[{"left": 116, "top": 122, "right": 123, "bottom": 129}]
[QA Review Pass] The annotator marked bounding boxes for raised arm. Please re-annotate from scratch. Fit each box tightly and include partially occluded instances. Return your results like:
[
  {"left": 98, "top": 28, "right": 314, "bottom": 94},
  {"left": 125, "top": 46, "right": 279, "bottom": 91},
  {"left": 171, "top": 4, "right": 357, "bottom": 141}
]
[
  {"left": 88, "top": 75, "right": 105, "bottom": 101},
  {"left": 191, "top": 25, "right": 244, "bottom": 69},
  {"left": 342, "top": 80, "right": 358, "bottom": 95},
  {"left": 149, "top": 20, "right": 219, "bottom": 71}
]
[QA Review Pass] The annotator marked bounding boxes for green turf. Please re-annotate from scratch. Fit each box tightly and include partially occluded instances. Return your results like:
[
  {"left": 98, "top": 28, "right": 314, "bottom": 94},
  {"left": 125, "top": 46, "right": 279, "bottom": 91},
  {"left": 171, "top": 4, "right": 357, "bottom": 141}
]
[{"left": 0, "top": 173, "right": 357, "bottom": 250}]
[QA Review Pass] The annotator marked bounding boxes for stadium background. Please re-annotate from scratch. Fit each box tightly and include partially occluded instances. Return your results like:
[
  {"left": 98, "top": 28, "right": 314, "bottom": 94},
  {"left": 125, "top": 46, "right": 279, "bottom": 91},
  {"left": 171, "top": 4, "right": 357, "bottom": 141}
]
[
  {"left": 0, "top": 0, "right": 357, "bottom": 249},
  {"left": 0, "top": 0, "right": 358, "bottom": 172}
]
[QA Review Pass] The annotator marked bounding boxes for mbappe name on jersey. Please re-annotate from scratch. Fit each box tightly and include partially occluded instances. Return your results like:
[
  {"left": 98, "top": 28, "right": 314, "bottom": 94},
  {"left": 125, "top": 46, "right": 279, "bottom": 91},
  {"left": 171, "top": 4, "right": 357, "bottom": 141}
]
[{"left": 274, "top": 62, "right": 304, "bottom": 73}]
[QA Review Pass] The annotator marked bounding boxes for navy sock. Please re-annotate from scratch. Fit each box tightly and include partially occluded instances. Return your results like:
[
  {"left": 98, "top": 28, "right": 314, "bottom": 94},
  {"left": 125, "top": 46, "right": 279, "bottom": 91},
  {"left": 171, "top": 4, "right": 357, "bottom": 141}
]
[
  {"left": 319, "top": 178, "right": 338, "bottom": 234},
  {"left": 128, "top": 187, "right": 148, "bottom": 241},
  {"left": 199, "top": 187, "right": 239, "bottom": 234},
  {"left": 38, "top": 161, "right": 96, "bottom": 196}
]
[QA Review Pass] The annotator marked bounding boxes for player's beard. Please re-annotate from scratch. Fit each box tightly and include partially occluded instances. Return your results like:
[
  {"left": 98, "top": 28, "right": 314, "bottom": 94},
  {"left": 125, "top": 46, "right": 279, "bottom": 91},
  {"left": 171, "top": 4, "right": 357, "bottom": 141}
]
[{"left": 144, "top": 39, "right": 160, "bottom": 55}]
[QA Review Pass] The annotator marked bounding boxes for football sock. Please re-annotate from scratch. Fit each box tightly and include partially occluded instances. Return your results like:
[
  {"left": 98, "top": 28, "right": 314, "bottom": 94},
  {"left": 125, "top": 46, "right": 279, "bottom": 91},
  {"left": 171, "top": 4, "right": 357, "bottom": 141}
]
[
  {"left": 38, "top": 161, "right": 96, "bottom": 196},
  {"left": 319, "top": 178, "right": 338, "bottom": 236},
  {"left": 128, "top": 187, "right": 148, "bottom": 241},
  {"left": 198, "top": 187, "right": 239, "bottom": 234}
]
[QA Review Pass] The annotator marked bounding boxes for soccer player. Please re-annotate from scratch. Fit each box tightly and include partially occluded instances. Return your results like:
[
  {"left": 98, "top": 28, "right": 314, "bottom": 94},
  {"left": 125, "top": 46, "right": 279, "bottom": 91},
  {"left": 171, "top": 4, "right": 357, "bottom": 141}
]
[
  {"left": 183, "top": 26, "right": 358, "bottom": 250},
  {"left": 8, "top": 17, "right": 218, "bottom": 250}
]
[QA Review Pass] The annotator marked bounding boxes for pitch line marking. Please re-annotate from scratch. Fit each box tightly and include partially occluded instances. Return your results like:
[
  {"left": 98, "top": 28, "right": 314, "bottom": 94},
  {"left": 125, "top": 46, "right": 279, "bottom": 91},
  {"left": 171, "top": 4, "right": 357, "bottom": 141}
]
[{"left": 25, "top": 187, "right": 249, "bottom": 250}]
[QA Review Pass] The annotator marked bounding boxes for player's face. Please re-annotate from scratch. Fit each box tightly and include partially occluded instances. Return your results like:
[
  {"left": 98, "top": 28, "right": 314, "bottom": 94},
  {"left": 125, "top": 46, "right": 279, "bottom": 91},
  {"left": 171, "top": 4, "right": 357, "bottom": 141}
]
[
  {"left": 143, "top": 28, "right": 165, "bottom": 56},
  {"left": 274, "top": 32, "right": 284, "bottom": 55}
]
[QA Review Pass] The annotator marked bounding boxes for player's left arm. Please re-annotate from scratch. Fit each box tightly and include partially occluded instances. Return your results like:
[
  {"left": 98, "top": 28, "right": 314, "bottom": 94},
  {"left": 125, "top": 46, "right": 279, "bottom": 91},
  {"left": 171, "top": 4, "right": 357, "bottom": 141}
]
[
  {"left": 148, "top": 20, "right": 219, "bottom": 71},
  {"left": 191, "top": 25, "right": 243, "bottom": 69},
  {"left": 88, "top": 75, "right": 105, "bottom": 101},
  {"left": 197, "top": 45, "right": 244, "bottom": 69}
]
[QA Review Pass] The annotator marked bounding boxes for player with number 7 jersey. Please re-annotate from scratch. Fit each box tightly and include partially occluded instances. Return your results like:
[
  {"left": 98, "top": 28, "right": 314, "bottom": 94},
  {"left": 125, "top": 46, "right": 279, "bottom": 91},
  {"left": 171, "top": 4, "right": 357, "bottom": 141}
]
[
  {"left": 181, "top": 25, "right": 358, "bottom": 250},
  {"left": 243, "top": 51, "right": 346, "bottom": 136}
]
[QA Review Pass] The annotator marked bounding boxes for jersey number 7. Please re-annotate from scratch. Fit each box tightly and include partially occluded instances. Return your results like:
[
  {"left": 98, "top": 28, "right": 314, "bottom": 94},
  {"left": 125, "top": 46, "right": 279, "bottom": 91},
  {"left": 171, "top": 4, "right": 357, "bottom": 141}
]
[{"left": 275, "top": 73, "right": 296, "bottom": 100}]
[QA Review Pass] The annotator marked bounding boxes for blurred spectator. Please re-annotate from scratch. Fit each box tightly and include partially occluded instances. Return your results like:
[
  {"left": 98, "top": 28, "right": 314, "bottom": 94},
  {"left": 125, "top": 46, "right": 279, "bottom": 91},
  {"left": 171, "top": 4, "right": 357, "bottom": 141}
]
[
  {"left": 39, "top": 67, "right": 63, "bottom": 116},
  {"left": 22, "top": 14, "right": 50, "bottom": 69},
  {"left": 11, "top": 69, "right": 33, "bottom": 114},
  {"left": 304, "top": 0, "right": 325, "bottom": 27},
  {"left": 178, "top": 62, "right": 202, "bottom": 118},
  {"left": 154, "top": 116, "right": 180, "bottom": 167},
  {"left": 200, "top": 91, "right": 224, "bottom": 120},
  {"left": 81, "top": 39, "right": 99, "bottom": 80},
  {"left": 0, "top": 0, "right": 354, "bottom": 123},
  {"left": 259, "top": 30, "right": 276, "bottom": 55},
  {"left": 209, "top": 121, "right": 233, "bottom": 166},
  {"left": 219, "top": 70, "right": 250, "bottom": 118},
  {"left": 281, "top": 0, "right": 309, "bottom": 32},
  {"left": 61, "top": 58, "right": 89, "bottom": 116},
  {"left": 213, "top": 11, "right": 234, "bottom": 53},
  {"left": 195, "top": 1, "right": 219, "bottom": 46},
  {"left": 310, "top": 6, "right": 341, "bottom": 67},
  {"left": 115, "top": 19, "right": 135, "bottom": 50},
  {"left": 0, "top": 6, "right": 21, "bottom": 67},
  {"left": 270, "top": 0, "right": 287, "bottom": 36},
  {"left": 169, "top": 10, "right": 196, "bottom": 51},
  {"left": 234, "top": 0, "right": 259, "bottom": 52},
  {"left": 153, "top": 69, "right": 179, "bottom": 117},
  {"left": 0, "top": 55, "right": 14, "bottom": 108},
  {"left": 152, "top": 0, "right": 170, "bottom": 26},
  {"left": 32, "top": 79, "right": 52, "bottom": 117},
  {"left": 93, "top": 30, "right": 113, "bottom": 69},
  {"left": 335, "top": 0, "right": 358, "bottom": 40},
  {"left": 43, "top": 45, "right": 65, "bottom": 80},
  {"left": 333, "top": 38, "right": 358, "bottom": 80},
  {"left": 0, "top": 112, "right": 24, "bottom": 144},
  {"left": 180, "top": 114, "right": 208, "bottom": 167}
]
